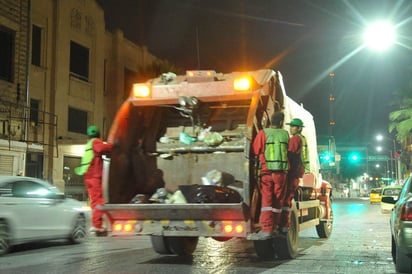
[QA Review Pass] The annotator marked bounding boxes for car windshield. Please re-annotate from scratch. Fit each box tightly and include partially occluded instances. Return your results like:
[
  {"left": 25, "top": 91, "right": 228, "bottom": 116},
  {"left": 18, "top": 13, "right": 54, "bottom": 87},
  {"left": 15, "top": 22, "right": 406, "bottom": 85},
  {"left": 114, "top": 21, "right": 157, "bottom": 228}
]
[
  {"left": 382, "top": 188, "right": 401, "bottom": 196},
  {"left": 371, "top": 189, "right": 382, "bottom": 194}
]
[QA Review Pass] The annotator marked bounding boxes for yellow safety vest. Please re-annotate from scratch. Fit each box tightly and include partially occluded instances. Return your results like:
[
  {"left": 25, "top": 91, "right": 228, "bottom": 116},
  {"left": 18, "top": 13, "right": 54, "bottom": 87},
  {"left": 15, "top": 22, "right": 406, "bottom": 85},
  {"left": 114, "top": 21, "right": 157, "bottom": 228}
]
[
  {"left": 263, "top": 128, "right": 289, "bottom": 171},
  {"left": 74, "top": 138, "right": 95, "bottom": 175}
]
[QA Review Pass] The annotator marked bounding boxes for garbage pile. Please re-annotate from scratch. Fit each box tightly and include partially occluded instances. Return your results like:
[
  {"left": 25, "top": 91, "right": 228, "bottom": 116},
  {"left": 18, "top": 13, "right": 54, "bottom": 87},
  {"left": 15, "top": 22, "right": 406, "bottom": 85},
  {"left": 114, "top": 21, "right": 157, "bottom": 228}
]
[{"left": 129, "top": 169, "right": 242, "bottom": 204}]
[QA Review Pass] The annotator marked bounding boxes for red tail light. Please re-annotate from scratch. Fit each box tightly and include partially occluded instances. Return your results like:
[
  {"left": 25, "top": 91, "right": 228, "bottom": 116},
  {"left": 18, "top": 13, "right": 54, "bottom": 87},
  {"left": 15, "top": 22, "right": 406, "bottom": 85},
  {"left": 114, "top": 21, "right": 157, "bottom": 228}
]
[{"left": 400, "top": 205, "right": 412, "bottom": 221}]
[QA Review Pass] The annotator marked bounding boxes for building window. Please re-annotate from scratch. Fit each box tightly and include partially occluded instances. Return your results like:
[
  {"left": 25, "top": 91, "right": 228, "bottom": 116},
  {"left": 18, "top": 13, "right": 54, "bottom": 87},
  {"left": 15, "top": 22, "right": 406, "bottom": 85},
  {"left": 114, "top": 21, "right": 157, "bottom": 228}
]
[
  {"left": 30, "top": 99, "right": 40, "bottom": 126},
  {"left": 63, "top": 156, "right": 86, "bottom": 201},
  {"left": 69, "top": 41, "right": 89, "bottom": 81},
  {"left": 0, "top": 26, "right": 15, "bottom": 82},
  {"left": 68, "top": 107, "right": 87, "bottom": 134},
  {"left": 31, "top": 25, "right": 42, "bottom": 66}
]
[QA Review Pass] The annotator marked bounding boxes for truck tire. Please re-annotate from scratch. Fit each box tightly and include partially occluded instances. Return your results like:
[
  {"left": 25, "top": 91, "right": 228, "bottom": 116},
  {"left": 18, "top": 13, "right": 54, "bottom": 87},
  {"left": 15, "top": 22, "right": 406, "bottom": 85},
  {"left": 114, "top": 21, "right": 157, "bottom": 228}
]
[
  {"left": 253, "top": 239, "right": 276, "bottom": 260},
  {"left": 316, "top": 219, "right": 333, "bottom": 238},
  {"left": 167, "top": 237, "right": 198, "bottom": 256},
  {"left": 274, "top": 203, "right": 299, "bottom": 259},
  {"left": 316, "top": 201, "right": 333, "bottom": 238},
  {"left": 150, "top": 235, "right": 173, "bottom": 254}
]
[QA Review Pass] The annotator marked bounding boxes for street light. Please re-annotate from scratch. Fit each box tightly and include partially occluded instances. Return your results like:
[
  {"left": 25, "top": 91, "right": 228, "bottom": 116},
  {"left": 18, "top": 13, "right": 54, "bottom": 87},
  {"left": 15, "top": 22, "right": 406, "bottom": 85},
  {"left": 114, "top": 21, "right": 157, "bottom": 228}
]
[
  {"left": 376, "top": 134, "right": 400, "bottom": 183},
  {"left": 363, "top": 21, "right": 396, "bottom": 52}
]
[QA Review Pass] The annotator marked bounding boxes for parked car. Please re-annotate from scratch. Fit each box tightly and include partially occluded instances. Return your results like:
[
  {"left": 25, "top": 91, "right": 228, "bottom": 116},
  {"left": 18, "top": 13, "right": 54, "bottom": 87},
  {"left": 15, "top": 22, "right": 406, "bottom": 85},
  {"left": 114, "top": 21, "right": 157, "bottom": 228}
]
[
  {"left": 380, "top": 185, "right": 402, "bottom": 213},
  {"left": 383, "top": 174, "right": 412, "bottom": 273},
  {"left": 369, "top": 188, "right": 382, "bottom": 203},
  {"left": 0, "top": 176, "right": 88, "bottom": 255}
]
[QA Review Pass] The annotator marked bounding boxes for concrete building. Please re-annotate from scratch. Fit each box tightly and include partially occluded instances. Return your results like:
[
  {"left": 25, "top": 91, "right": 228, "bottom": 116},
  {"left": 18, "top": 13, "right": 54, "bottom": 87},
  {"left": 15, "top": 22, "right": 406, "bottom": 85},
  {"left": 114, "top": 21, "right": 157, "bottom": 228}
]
[{"left": 0, "top": 0, "right": 159, "bottom": 200}]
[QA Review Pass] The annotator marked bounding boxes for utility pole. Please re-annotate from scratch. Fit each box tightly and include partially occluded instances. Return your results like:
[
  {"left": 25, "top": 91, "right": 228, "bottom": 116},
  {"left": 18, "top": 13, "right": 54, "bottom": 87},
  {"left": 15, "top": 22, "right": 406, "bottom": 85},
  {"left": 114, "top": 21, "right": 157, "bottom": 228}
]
[{"left": 328, "top": 72, "right": 335, "bottom": 136}]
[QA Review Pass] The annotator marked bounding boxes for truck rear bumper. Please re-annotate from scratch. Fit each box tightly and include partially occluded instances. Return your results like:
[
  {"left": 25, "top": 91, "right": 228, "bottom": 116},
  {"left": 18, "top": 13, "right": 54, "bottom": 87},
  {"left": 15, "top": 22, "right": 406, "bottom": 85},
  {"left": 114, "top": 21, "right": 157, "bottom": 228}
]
[{"left": 99, "top": 202, "right": 250, "bottom": 237}]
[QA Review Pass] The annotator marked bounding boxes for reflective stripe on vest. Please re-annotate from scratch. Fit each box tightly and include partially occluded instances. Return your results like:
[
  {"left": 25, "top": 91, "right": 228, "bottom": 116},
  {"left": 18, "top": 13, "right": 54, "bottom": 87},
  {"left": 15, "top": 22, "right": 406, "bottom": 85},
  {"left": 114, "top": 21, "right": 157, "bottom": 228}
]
[
  {"left": 298, "top": 134, "right": 310, "bottom": 173},
  {"left": 263, "top": 128, "right": 289, "bottom": 171},
  {"left": 74, "top": 138, "right": 95, "bottom": 175}
]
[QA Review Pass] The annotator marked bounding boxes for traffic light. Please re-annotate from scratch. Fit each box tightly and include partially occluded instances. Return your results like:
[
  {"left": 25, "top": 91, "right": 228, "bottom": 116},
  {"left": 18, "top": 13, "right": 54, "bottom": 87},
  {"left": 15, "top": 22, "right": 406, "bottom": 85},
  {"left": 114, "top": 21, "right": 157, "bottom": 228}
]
[
  {"left": 349, "top": 152, "right": 360, "bottom": 162},
  {"left": 320, "top": 152, "right": 333, "bottom": 163}
]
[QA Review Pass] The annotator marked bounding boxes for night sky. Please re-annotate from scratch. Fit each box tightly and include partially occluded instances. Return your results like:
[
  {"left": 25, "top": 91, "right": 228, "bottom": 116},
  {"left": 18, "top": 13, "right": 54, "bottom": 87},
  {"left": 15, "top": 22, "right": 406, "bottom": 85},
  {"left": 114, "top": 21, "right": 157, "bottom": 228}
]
[{"left": 96, "top": 0, "right": 412, "bottom": 146}]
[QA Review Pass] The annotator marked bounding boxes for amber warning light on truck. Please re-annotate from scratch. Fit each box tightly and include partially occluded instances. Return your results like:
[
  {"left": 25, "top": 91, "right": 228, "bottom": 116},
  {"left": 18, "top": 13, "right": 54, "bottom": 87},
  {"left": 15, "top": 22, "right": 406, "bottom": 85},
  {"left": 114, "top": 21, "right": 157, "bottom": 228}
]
[
  {"left": 233, "top": 77, "right": 252, "bottom": 91},
  {"left": 132, "top": 84, "right": 151, "bottom": 98}
]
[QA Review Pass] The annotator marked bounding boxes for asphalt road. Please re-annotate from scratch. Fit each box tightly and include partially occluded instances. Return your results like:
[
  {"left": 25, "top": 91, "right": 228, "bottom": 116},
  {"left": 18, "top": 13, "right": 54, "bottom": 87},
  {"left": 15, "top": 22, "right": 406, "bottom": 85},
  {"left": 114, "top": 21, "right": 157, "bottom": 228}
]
[{"left": 0, "top": 197, "right": 397, "bottom": 273}]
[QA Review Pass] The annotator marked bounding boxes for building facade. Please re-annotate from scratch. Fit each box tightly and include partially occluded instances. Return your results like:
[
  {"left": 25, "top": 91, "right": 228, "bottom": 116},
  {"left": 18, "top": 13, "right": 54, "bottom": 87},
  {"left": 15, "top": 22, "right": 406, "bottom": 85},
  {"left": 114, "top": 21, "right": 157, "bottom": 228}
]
[{"left": 0, "top": 0, "right": 159, "bottom": 200}]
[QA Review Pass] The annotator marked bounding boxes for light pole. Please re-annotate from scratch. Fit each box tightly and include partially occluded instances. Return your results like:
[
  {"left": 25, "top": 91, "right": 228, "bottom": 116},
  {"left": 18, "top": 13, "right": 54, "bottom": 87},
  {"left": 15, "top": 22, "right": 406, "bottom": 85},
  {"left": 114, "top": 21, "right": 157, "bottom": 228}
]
[{"left": 376, "top": 134, "right": 400, "bottom": 183}]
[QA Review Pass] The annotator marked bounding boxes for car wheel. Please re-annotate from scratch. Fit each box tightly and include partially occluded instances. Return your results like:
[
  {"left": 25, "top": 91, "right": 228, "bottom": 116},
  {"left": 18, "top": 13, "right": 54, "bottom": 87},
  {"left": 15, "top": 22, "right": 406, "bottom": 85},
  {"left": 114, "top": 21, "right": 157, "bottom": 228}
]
[
  {"left": 0, "top": 220, "right": 10, "bottom": 255},
  {"left": 391, "top": 236, "right": 396, "bottom": 262},
  {"left": 395, "top": 244, "right": 412, "bottom": 273},
  {"left": 68, "top": 214, "right": 87, "bottom": 244}
]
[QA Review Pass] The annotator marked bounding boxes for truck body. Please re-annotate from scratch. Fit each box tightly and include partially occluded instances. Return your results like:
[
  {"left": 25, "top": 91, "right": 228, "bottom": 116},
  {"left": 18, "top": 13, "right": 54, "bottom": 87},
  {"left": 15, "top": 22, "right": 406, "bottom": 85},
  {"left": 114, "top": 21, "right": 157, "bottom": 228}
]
[{"left": 101, "top": 69, "right": 333, "bottom": 259}]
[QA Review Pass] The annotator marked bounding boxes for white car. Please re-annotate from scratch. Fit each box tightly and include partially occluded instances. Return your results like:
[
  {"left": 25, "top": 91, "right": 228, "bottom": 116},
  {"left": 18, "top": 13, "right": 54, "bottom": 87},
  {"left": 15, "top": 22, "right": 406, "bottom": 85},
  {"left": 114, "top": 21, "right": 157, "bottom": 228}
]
[{"left": 0, "top": 176, "right": 88, "bottom": 255}]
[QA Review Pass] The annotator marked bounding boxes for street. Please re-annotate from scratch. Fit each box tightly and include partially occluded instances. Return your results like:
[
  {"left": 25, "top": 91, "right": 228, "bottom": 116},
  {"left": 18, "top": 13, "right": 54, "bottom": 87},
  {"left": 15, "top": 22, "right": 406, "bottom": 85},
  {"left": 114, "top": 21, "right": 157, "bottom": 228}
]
[{"left": 0, "top": 198, "right": 397, "bottom": 274}]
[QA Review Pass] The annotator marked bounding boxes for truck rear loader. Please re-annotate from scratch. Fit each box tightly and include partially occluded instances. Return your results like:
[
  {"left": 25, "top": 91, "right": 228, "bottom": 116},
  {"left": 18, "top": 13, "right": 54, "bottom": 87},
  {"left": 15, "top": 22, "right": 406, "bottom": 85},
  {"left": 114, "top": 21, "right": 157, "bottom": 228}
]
[{"left": 100, "top": 69, "right": 333, "bottom": 259}]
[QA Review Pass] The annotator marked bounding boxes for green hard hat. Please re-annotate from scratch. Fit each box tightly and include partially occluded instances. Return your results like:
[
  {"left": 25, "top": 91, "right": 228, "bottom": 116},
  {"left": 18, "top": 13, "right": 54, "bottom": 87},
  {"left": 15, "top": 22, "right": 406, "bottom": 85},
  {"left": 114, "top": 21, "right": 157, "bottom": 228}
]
[
  {"left": 87, "top": 125, "right": 99, "bottom": 137},
  {"left": 287, "top": 118, "right": 304, "bottom": 127}
]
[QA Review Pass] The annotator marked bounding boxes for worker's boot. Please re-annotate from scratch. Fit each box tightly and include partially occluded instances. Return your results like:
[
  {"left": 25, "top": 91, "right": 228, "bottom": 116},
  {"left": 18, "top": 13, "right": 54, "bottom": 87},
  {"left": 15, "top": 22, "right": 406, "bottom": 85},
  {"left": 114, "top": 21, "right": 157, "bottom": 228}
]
[{"left": 247, "top": 230, "right": 273, "bottom": 240}]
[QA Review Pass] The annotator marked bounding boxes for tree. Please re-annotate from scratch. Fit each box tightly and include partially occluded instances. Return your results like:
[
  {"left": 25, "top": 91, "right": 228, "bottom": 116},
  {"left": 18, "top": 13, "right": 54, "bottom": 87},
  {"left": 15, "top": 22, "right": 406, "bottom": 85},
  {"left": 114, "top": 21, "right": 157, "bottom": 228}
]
[
  {"left": 389, "top": 97, "right": 412, "bottom": 142},
  {"left": 389, "top": 68, "right": 412, "bottom": 175},
  {"left": 389, "top": 66, "right": 412, "bottom": 141}
]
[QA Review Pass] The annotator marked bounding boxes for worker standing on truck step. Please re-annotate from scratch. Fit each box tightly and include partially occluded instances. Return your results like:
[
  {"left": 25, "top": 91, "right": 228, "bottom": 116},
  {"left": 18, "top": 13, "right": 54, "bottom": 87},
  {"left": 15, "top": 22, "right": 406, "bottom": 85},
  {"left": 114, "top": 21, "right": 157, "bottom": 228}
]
[
  {"left": 249, "top": 112, "right": 289, "bottom": 240},
  {"left": 280, "top": 118, "right": 307, "bottom": 234},
  {"left": 75, "top": 125, "right": 113, "bottom": 236}
]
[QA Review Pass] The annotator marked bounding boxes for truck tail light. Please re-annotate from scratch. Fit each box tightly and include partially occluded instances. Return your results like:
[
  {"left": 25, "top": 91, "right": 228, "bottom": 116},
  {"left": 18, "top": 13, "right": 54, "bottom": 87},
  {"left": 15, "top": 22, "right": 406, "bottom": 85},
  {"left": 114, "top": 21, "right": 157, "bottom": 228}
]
[
  {"left": 112, "top": 221, "right": 136, "bottom": 233},
  {"left": 113, "top": 223, "right": 123, "bottom": 232},
  {"left": 222, "top": 222, "right": 244, "bottom": 235},
  {"left": 132, "top": 84, "right": 151, "bottom": 98},
  {"left": 233, "top": 77, "right": 251, "bottom": 91}
]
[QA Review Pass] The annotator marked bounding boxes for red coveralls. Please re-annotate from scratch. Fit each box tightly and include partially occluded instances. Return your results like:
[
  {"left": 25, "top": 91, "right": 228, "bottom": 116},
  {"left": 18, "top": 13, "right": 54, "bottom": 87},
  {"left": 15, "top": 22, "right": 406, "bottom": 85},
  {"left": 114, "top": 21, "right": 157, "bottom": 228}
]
[
  {"left": 253, "top": 130, "right": 287, "bottom": 233},
  {"left": 280, "top": 134, "right": 304, "bottom": 229},
  {"left": 84, "top": 139, "right": 113, "bottom": 230}
]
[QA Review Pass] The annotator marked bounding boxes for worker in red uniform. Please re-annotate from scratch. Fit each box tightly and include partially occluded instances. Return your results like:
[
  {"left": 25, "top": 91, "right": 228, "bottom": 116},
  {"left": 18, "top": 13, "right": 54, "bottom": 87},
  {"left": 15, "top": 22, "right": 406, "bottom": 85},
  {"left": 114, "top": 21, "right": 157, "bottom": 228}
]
[
  {"left": 279, "top": 118, "right": 308, "bottom": 234},
  {"left": 249, "top": 112, "right": 289, "bottom": 240},
  {"left": 75, "top": 125, "right": 113, "bottom": 235}
]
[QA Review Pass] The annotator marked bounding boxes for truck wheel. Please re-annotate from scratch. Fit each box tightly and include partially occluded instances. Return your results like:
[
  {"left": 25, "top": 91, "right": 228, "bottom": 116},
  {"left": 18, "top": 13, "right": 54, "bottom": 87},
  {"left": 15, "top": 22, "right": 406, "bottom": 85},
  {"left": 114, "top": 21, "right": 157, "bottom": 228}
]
[
  {"left": 150, "top": 235, "right": 173, "bottom": 254},
  {"left": 274, "top": 204, "right": 299, "bottom": 259},
  {"left": 167, "top": 237, "right": 198, "bottom": 256},
  {"left": 316, "top": 205, "right": 333, "bottom": 238},
  {"left": 253, "top": 239, "right": 276, "bottom": 260}
]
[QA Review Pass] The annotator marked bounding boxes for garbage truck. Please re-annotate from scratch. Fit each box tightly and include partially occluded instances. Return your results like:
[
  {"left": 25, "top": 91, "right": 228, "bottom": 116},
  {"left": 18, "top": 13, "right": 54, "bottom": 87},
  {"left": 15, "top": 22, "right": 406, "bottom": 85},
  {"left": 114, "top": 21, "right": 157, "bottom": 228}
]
[{"left": 100, "top": 69, "right": 333, "bottom": 259}]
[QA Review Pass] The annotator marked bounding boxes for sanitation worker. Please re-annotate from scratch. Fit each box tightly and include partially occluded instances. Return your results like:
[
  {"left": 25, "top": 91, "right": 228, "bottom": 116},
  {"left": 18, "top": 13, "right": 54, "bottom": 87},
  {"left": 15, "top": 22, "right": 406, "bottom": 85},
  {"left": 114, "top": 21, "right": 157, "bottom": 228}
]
[
  {"left": 75, "top": 125, "right": 113, "bottom": 235},
  {"left": 249, "top": 112, "right": 289, "bottom": 240},
  {"left": 279, "top": 118, "right": 308, "bottom": 234}
]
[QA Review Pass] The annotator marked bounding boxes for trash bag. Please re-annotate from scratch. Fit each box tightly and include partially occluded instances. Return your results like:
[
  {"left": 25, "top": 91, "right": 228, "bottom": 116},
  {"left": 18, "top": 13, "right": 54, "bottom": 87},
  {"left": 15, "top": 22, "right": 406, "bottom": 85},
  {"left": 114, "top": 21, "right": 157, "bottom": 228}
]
[
  {"left": 178, "top": 184, "right": 242, "bottom": 203},
  {"left": 201, "top": 169, "right": 235, "bottom": 186},
  {"left": 203, "top": 132, "right": 223, "bottom": 146},
  {"left": 179, "top": 132, "right": 196, "bottom": 144}
]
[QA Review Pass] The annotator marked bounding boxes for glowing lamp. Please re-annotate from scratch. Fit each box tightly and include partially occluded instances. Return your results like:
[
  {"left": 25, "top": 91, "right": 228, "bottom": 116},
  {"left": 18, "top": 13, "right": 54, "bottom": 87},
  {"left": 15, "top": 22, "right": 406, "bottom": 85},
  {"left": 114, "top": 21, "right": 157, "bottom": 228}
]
[
  {"left": 223, "top": 224, "right": 233, "bottom": 233},
  {"left": 233, "top": 77, "right": 251, "bottom": 91},
  {"left": 132, "top": 84, "right": 151, "bottom": 98}
]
